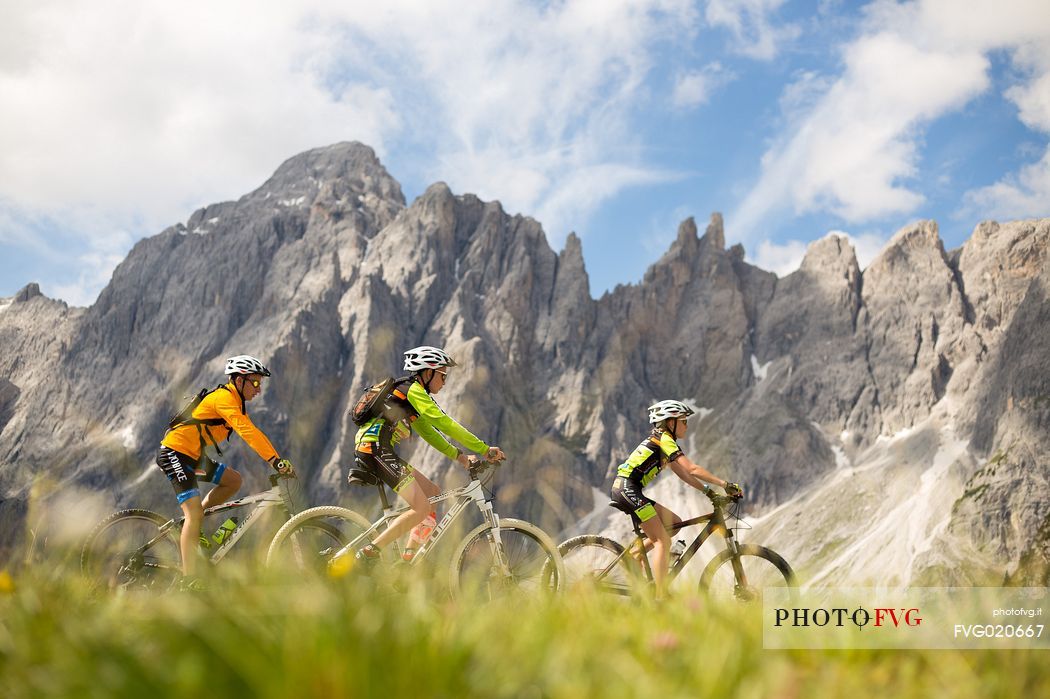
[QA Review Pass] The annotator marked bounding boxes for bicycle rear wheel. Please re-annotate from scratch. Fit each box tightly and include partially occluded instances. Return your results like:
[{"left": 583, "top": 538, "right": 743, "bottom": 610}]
[
  {"left": 698, "top": 544, "right": 797, "bottom": 603},
  {"left": 266, "top": 506, "right": 371, "bottom": 577},
  {"left": 558, "top": 535, "right": 635, "bottom": 595},
  {"left": 80, "top": 509, "right": 181, "bottom": 592},
  {"left": 449, "top": 519, "right": 563, "bottom": 600}
]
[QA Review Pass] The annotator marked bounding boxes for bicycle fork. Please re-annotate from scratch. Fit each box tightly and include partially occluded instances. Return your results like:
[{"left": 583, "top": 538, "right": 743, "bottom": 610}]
[
  {"left": 475, "top": 496, "right": 512, "bottom": 578},
  {"left": 723, "top": 534, "right": 753, "bottom": 594}
]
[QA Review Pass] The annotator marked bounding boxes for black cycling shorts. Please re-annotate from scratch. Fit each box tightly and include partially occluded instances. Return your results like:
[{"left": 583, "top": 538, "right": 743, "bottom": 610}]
[
  {"left": 156, "top": 446, "right": 228, "bottom": 505},
  {"left": 610, "top": 477, "right": 658, "bottom": 523},
  {"left": 354, "top": 447, "right": 416, "bottom": 493}
]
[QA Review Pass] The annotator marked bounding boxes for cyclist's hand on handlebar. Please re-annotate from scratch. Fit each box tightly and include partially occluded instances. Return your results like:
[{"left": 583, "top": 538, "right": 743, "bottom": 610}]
[
  {"left": 456, "top": 452, "right": 473, "bottom": 469},
  {"left": 486, "top": 446, "right": 506, "bottom": 462},
  {"left": 724, "top": 481, "right": 743, "bottom": 497},
  {"left": 271, "top": 457, "right": 296, "bottom": 476}
]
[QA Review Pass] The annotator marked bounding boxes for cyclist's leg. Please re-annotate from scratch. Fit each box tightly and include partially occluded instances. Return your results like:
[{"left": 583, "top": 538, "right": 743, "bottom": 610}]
[
  {"left": 157, "top": 446, "right": 205, "bottom": 576},
  {"left": 404, "top": 470, "right": 440, "bottom": 552},
  {"left": 411, "top": 469, "right": 441, "bottom": 499},
  {"left": 656, "top": 503, "right": 683, "bottom": 531},
  {"left": 372, "top": 478, "right": 429, "bottom": 548},
  {"left": 638, "top": 514, "right": 670, "bottom": 598},
  {"left": 356, "top": 450, "right": 428, "bottom": 550},
  {"left": 614, "top": 478, "right": 671, "bottom": 597},
  {"left": 199, "top": 458, "right": 242, "bottom": 509},
  {"left": 180, "top": 497, "right": 204, "bottom": 576}
]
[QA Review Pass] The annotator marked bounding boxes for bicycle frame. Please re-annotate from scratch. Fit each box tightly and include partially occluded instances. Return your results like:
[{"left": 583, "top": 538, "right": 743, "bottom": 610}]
[
  {"left": 332, "top": 467, "right": 500, "bottom": 566},
  {"left": 600, "top": 499, "right": 740, "bottom": 587},
  {"left": 135, "top": 475, "right": 293, "bottom": 566}
]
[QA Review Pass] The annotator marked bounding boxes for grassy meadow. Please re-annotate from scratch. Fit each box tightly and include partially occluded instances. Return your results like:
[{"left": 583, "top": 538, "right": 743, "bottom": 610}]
[{"left": 1, "top": 556, "right": 1048, "bottom": 699}]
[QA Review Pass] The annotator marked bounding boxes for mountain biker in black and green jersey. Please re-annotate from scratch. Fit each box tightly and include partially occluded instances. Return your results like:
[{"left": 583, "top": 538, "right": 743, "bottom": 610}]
[
  {"left": 353, "top": 345, "right": 505, "bottom": 566},
  {"left": 611, "top": 400, "right": 742, "bottom": 598}
]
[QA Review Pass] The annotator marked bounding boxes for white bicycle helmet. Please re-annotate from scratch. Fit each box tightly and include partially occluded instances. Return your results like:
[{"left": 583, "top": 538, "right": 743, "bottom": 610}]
[
  {"left": 648, "top": 400, "right": 695, "bottom": 424},
  {"left": 224, "top": 354, "right": 271, "bottom": 377},
  {"left": 403, "top": 345, "right": 458, "bottom": 372}
]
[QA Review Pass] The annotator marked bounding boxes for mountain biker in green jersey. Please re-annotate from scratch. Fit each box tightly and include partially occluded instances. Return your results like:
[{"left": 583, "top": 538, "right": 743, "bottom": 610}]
[
  {"left": 611, "top": 400, "right": 742, "bottom": 599},
  {"left": 353, "top": 345, "right": 505, "bottom": 566}
]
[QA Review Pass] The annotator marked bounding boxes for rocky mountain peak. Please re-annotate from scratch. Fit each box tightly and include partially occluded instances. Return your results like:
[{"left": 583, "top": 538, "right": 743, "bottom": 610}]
[
  {"left": 14, "top": 283, "right": 43, "bottom": 303},
  {"left": 870, "top": 220, "right": 946, "bottom": 271},
  {"left": 560, "top": 232, "right": 584, "bottom": 264},
  {"left": 800, "top": 233, "right": 859, "bottom": 276},
  {"left": 701, "top": 212, "right": 725, "bottom": 252},
  {"left": 644, "top": 213, "right": 727, "bottom": 287},
  {"left": 261, "top": 141, "right": 403, "bottom": 201},
  {"left": 676, "top": 215, "right": 698, "bottom": 244}
]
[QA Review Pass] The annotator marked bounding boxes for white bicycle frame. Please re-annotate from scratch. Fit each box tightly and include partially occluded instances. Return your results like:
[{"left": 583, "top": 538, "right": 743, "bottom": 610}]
[
  {"left": 332, "top": 471, "right": 508, "bottom": 570},
  {"left": 154, "top": 478, "right": 292, "bottom": 564}
]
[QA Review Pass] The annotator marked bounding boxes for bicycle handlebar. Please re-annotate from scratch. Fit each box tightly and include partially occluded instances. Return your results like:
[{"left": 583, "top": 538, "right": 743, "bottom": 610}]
[
  {"left": 268, "top": 471, "right": 298, "bottom": 487},
  {"left": 466, "top": 455, "right": 505, "bottom": 480},
  {"left": 704, "top": 489, "right": 743, "bottom": 508}
]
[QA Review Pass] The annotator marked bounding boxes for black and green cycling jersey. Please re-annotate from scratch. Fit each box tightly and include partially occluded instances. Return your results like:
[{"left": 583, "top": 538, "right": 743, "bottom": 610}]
[
  {"left": 616, "top": 427, "right": 684, "bottom": 487},
  {"left": 354, "top": 378, "right": 488, "bottom": 460}
]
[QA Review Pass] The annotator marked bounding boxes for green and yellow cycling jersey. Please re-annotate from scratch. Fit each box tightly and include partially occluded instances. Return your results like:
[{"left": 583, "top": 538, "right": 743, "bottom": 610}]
[
  {"left": 616, "top": 427, "right": 684, "bottom": 487},
  {"left": 355, "top": 378, "right": 489, "bottom": 461}
]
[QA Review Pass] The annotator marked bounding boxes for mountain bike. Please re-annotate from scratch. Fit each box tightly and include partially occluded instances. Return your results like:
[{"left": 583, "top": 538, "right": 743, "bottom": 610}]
[
  {"left": 80, "top": 473, "right": 339, "bottom": 591},
  {"left": 558, "top": 489, "right": 797, "bottom": 602},
  {"left": 266, "top": 458, "right": 565, "bottom": 599}
]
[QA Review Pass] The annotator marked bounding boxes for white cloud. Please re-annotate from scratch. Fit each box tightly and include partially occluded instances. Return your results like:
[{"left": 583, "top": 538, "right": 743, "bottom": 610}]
[
  {"left": 750, "top": 229, "right": 887, "bottom": 276},
  {"left": 964, "top": 147, "right": 1050, "bottom": 220},
  {"left": 0, "top": 0, "right": 702, "bottom": 303},
  {"left": 750, "top": 238, "right": 808, "bottom": 276},
  {"left": 731, "top": 0, "right": 1050, "bottom": 241},
  {"left": 672, "top": 62, "right": 735, "bottom": 108},
  {"left": 334, "top": 1, "right": 701, "bottom": 242},
  {"left": 705, "top": 0, "right": 800, "bottom": 60},
  {"left": 962, "top": 35, "right": 1050, "bottom": 220}
]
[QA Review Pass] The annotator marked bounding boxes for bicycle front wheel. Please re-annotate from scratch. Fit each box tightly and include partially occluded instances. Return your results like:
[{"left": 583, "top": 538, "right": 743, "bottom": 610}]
[
  {"left": 558, "top": 535, "right": 635, "bottom": 595},
  {"left": 698, "top": 544, "right": 797, "bottom": 603},
  {"left": 449, "top": 518, "right": 563, "bottom": 600},
  {"left": 80, "top": 509, "right": 181, "bottom": 592},
  {"left": 266, "top": 506, "right": 371, "bottom": 577}
]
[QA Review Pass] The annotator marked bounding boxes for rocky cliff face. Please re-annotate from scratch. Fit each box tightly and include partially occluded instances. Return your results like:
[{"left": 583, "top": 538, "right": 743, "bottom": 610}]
[{"left": 1, "top": 142, "right": 1046, "bottom": 585}]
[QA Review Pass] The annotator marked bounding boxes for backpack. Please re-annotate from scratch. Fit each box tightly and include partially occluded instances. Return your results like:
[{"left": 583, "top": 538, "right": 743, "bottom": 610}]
[
  {"left": 350, "top": 376, "right": 411, "bottom": 426},
  {"left": 167, "top": 384, "right": 232, "bottom": 456}
]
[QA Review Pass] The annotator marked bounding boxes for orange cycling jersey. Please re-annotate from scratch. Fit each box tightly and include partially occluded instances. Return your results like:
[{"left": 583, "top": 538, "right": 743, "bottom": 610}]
[{"left": 161, "top": 383, "right": 278, "bottom": 462}]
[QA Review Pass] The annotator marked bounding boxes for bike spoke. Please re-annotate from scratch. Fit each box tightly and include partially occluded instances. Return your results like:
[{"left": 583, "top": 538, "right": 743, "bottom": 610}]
[
  {"left": 454, "top": 526, "right": 559, "bottom": 599},
  {"left": 700, "top": 547, "right": 796, "bottom": 604},
  {"left": 266, "top": 507, "right": 370, "bottom": 579},
  {"left": 81, "top": 511, "right": 181, "bottom": 592},
  {"left": 559, "top": 537, "right": 633, "bottom": 595}
]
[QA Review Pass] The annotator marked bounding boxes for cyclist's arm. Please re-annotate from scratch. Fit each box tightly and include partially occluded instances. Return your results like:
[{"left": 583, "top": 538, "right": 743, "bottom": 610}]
[
  {"left": 214, "top": 394, "right": 280, "bottom": 463},
  {"left": 670, "top": 455, "right": 727, "bottom": 492},
  {"left": 407, "top": 383, "right": 489, "bottom": 460}
]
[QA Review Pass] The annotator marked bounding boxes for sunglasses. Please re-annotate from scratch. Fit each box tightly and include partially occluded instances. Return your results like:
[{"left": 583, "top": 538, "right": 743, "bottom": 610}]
[
  {"left": 243, "top": 377, "right": 263, "bottom": 388},
  {"left": 435, "top": 369, "right": 448, "bottom": 380}
]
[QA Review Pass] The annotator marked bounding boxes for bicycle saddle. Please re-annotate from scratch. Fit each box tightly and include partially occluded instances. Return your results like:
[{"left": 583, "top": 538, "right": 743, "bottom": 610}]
[{"left": 347, "top": 467, "right": 380, "bottom": 487}]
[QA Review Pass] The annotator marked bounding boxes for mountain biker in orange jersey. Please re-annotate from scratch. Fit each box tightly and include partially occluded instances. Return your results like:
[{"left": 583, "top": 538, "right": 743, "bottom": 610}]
[
  {"left": 156, "top": 355, "right": 295, "bottom": 578},
  {"left": 611, "top": 400, "right": 742, "bottom": 599},
  {"left": 353, "top": 345, "right": 504, "bottom": 566}
]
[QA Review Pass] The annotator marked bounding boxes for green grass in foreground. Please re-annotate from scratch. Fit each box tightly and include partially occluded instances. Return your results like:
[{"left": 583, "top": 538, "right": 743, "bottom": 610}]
[{"left": 0, "top": 563, "right": 1047, "bottom": 699}]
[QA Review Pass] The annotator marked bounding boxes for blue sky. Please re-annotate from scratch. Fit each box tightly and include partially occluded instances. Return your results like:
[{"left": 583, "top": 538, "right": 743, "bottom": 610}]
[{"left": 1, "top": 0, "right": 1048, "bottom": 305}]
